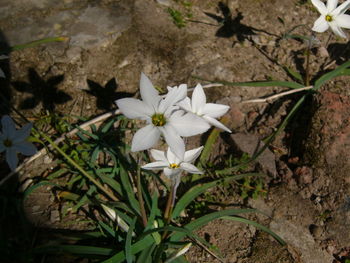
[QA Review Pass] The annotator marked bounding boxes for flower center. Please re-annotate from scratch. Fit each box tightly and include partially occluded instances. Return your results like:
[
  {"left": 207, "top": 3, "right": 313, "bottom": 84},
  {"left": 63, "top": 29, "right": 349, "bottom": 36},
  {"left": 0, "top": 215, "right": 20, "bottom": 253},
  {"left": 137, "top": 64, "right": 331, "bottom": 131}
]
[
  {"left": 169, "top": 163, "right": 180, "bottom": 169},
  {"left": 3, "top": 138, "right": 12, "bottom": 147},
  {"left": 325, "top": 15, "right": 333, "bottom": 22},
  {"left": 151, "top": 113, "right": 166, "bottom": 127}
]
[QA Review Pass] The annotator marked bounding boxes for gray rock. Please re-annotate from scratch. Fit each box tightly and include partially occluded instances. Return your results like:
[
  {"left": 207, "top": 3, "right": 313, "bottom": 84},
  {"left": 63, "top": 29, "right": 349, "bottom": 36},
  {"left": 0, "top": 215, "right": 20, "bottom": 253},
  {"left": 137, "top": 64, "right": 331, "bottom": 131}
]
[{"left": 230, "top": 133, "right": 277, "bottom": 177}]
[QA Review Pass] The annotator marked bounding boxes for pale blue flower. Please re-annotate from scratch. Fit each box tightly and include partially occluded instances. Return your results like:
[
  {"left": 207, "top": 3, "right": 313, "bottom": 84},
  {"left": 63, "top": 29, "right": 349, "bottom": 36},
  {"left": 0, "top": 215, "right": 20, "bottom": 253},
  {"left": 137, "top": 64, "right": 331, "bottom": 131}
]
[{"left": 0, "top": 115, "right": 37, "bottom": 171}]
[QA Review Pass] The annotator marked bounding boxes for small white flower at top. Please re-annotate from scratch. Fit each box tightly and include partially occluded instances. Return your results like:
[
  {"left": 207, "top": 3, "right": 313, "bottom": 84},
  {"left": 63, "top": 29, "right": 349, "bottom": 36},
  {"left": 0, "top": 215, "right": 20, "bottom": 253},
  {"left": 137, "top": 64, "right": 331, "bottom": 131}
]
[
  {"left": 0, "top": 115, "right": 37, "bottom": 171},
  {"left": 311, "top": 0, "right": 350, "bottom": 38},
  {"left": 115, "top": 73, "right": 210, "bottom": 159},
  {"left": 141, "top": 146, "right": 204, "bottom": 186},
  {"left": 177, "top": 84, "right": 232, "bottom": 133}
]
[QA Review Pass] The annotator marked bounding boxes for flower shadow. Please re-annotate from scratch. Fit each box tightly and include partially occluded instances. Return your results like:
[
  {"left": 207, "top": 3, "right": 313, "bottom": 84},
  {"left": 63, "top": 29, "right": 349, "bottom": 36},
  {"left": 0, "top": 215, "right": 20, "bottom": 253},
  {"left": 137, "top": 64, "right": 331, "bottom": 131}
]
[
  {"left": 85, "top": 78, "right": 134, "bottom": 111},
  {"left": 12, "top": 68, "right": 72, "bottom": 112}
]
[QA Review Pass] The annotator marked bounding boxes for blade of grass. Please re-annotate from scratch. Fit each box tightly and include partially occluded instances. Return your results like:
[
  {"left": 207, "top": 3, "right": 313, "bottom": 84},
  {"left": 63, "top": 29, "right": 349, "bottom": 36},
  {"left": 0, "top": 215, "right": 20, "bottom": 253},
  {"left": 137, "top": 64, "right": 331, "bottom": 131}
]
[
  {"left": 222, "top": 216, "right": 285, "bottom": 245},
  {"left": 126, "top": 217, "right": 137, "bottom": 263},
  {"left": 172, "top": 173, "right": 265, "bottom": 219}
]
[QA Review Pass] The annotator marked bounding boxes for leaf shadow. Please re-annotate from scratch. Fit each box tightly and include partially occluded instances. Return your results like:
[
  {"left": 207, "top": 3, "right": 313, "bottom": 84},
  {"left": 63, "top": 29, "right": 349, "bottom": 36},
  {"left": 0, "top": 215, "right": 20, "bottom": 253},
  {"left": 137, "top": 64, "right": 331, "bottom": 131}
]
[
  {"left": 204, "top": 2, "right": 278, "bottom": 44},
  {"left": 84, "top": 78, "right": 134, "bottom": 111},
  {"left": 12, "top": 68, "right": 71, "bottom": 112},
  {"left": 0, "top": 31, "right": 12, "bottom": 115}
]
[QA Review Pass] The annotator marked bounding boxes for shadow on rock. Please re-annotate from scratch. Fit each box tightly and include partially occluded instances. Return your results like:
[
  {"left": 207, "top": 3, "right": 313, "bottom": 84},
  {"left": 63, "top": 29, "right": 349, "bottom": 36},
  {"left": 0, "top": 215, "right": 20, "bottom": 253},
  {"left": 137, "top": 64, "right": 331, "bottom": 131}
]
[
  {"left": 12, "top": 68, "right": 71, "bottom": 112},
  {"left": 84, "top": 78, "right": 134, "bottom": 111},
  {"left": 327, "top": 41, "right": 350, "bottom": 65},
  {"left": 0, "top": 31, "right": 12, "bottom": 115}
]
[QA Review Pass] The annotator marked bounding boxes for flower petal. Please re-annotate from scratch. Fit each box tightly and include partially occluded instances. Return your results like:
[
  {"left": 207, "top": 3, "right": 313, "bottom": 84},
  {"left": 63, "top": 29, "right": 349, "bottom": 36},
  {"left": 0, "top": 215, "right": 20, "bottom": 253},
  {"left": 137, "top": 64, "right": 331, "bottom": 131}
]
[
  {"left": 13, "top": 123, "right": 33, "bottom": 143},
  {"left": 327, "top": 0, "right": 338, "bottom": 11},
  {"left": 170, "top": 113, "right": 210, "bottom": 137},
  {"left": 335, "top": 14, "right": 350, "bottom": 28},
  {"left": 200, "top": 103, "right": 230, "bottom": 118},
  {"left": 150, "top": 149, "right": 167, "bottom": 162},
  {"left": 166, "top": 147, "right": 181, "bottom": 164},
  {"left": 6, "top": 148, "right": 18, "bottom": 171},
  {"left": 164, "top": 167, "right": 181, "bottom": 178},
  {"left": 203, "top": 115, "right": 232, "bottom": 133},
  {"left": 311, "top": 0, "right": 328, "bottom": 14},
  {"left": 116, "top": 98, "right": 153, "bottom": 120},
  {"left": 1, "top": 115, "right": 16, "bottom": 138},
  {"left": 142, "top": 161, "right": 168, "bottom": 170},
  {"left": 140, "top": 73, "right": 160, "bottom": 109},
  {"left": 0, "top": 68, "right": 5, "bottom": 78},
  {"left": 329, "top": 23, "right": 347, "bottom": 37},
  {"left": 177, "top": 97, "right": 192, "bottom": 112},
  {"left": 13, "top": 141, "right": 37, "bottom": 156},
  {"left": 184, "top": 146, "right": 204, "bottom": 163},
  {"left": 158, "top": 84, "right": 187, "bottom": 113},
  {"left": 131, "top": 125, "right": 161, "bottom": 152},
  {"left": 191, "top": 84, "right": 206, "bottom": 113},
  {"left": 180, "top": 162, "right": 203, "bottom": 174},
  {"left": 332, "top": 0, "right": 350, "bottom": 16},
  {"left": 160, "top": 125, "right": 185, "bottom": 159},
  {"left": 312, "top": 15, "right": 330, "bottom": 32}
]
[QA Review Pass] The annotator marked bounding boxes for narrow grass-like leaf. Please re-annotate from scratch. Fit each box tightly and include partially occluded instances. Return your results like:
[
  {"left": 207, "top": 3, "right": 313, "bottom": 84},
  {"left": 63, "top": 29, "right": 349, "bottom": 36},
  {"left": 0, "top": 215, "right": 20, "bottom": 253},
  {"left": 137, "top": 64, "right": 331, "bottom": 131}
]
[
  {"left": 282, "top": 66, "right": 303, "bottom": 83},
  {"left": 23, "top": 181, "right": 61, "bottom": 200},
  {"left": 101, "top": 235, "right": 154, "bottom": 263},
  {"left": 222, "top": 216, "right": 285, "bottom": 245},
  {"left": 216, "top": 93, "right": 308, "bottom": 176},
  {"left": 145, "top": 193, "right": 161, "bottom": 231},
  {"left": 98, "top": 221, "right": 116, "bottom": 238},
  {"left": 99, "top": 174, "right": 123, "bottom": 196},
  {"left": 126, "top": 217, "right": 137, "bottom": 263},
  {"left": 199, "top": 127, "right": 221, "bottom": 166},
  {"left": 171, "top": 209, "right": 255, "bottom": 241},
  {"left": 136, "top": 243, "right": 157, "bottom": 263},
  {"left": 119, "top": 163, "right": 141, "bottom": 216},
  {"left": 34, "top": 245, "right": 114, "bottom": 256},
  {"left": 314, "top": 60, "right": 350, "bottom": 90},
  {"left": 172, "top": 173, "right": 265, "bottom": 219},
  {"left": 192, "top": 76, "right": 304, "bottom": 89}
]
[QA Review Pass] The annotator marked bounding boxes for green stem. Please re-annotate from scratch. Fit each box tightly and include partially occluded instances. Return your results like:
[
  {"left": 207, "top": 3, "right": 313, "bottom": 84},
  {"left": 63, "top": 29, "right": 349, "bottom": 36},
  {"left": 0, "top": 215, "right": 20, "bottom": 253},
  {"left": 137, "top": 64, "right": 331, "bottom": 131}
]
[
  {"left": 10, "top": 37, "right": 69, "bottom": 52},
  {"left": 305, "top": 47, "right": 311, "bottom": 87},
  {"left": 38, "top": 131, "right": 119, "bottom": 201}
]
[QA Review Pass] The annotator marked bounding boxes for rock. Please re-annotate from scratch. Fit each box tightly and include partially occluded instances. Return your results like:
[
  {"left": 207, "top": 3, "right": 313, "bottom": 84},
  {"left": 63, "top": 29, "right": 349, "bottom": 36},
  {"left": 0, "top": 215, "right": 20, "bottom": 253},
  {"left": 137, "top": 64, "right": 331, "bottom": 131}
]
[
  {"left": 50, "top": 210, "right": 60, "bottom": 223},
  {"left": 270, "top": 219, "right": 333, "bottom": 263},
  {"left": 230, "top": 133, "right": 277, "bottom": 177}
]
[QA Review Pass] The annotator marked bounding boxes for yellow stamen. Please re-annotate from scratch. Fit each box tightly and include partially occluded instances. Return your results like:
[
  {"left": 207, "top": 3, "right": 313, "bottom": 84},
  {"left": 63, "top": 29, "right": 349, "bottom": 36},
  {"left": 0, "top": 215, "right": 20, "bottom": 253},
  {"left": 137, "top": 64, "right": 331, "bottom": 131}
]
[
  {"left": 152, "top": 113, "right": 166, "bottom": 127},
  {"left": 170, "top": 163, "right": 180, "bottom": 169},
  {"left": 325, "top": 15, "right": 333, "bottom": 22}
]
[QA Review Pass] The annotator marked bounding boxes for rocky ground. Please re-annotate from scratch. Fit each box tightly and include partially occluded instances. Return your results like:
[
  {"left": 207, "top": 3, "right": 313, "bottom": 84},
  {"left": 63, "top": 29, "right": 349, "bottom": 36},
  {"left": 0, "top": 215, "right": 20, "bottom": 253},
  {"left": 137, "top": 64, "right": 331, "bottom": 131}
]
[{"left": 1, "top": 0, "right": 350, "bottom": 262}]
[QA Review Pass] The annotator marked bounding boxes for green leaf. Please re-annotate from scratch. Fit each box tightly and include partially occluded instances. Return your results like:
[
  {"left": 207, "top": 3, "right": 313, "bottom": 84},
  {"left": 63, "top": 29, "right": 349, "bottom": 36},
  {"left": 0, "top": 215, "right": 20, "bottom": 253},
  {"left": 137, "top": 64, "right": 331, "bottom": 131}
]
[
  {"left": 101, "top": 236, "right": 154, "bottom": 263},
  {"left": 170, "top": 209, "right": 255, "bottom": 241},
  {"left": 119, "top": 163, "right": 141, "bottom": 216},
  {"left": 192, "top": 76, "right": 304, "bottom": 89},
  {"left": 126, "top": 217, "right": 137, "bottom": 263},
  {"left": 172, "top": 173, "right": 265, "bottom": 219},
  {"left": 221, "top": 216, "right": 285, "bottom": 245},
  {"left": 136, "top": 243, "right": 157, "bottom": 263},
  {"left": 282, "top": 66, "right": 303, "bottom": 83},
  {"left": 23, "top": 181, "right": 61, "bottom": 200},
  {"left": 34, "top": 245, "right": 114, "bottom": 256},
  {"left": 314, "top": 60, "right": 350, "bottom": 90}
]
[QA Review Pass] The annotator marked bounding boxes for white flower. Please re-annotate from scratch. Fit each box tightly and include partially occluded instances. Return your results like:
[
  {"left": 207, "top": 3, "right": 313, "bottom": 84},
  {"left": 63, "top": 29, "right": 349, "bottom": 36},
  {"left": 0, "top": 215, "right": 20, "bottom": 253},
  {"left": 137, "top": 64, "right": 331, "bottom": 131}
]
[
  {"left": 0, "top": 115, "right": 37, "bottom": 171},
  {"left": 311, "top": 0, "right": 350, "bottom": 38},
  {"left": 178, "top": 84, "right": 231, "bottom": 133},
  {"left": 141, "top": 146, "right": 204, "bottom": 186},
  {"left": 116, "top": 73, "right": 210, "bottom": 158}
]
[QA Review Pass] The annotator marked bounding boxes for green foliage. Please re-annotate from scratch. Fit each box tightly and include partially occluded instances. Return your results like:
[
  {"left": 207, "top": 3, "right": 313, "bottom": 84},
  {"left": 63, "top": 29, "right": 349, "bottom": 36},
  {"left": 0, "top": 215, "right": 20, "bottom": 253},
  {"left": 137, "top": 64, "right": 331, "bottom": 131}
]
[{"left": 167, "top": 1, "right": 193, "bottom": 28}]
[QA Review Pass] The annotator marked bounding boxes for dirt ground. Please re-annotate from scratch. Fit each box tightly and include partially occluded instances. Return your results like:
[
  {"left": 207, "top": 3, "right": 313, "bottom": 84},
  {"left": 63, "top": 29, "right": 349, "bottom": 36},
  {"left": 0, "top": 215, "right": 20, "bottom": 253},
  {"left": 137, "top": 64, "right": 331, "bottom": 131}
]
[{"left": 1, "top": 0, "right": 350, "bottom": 262}]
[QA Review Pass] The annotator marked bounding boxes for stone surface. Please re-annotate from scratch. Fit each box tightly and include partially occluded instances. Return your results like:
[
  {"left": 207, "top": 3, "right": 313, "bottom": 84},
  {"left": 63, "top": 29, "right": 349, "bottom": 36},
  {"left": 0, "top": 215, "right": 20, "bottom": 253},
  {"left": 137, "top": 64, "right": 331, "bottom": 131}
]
[{"left": 230, "top": 133, "right": 277, "bottom": 177}]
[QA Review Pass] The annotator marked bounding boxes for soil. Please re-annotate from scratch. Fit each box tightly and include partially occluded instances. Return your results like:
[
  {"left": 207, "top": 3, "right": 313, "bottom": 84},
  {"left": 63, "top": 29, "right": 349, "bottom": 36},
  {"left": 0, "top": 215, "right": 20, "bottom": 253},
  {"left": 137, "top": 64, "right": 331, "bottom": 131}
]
[{"left": 1, "top": 0, "right": 350, "bottom": 262}]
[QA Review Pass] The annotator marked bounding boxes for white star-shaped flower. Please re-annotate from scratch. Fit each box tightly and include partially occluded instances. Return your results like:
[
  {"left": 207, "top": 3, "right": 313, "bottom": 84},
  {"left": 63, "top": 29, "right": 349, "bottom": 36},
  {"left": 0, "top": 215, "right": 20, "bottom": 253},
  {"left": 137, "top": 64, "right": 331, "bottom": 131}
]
[
  {"left": 141, "top": 146, "right": 204, "bottom": 186},
  {"left": 311, "top": 0, "right": 350, "bottom": 38},
  {"left": 0, "top": 115, "right": 37, "bottom": 171},
  {"left": 115, "top": 73, "right": 210, "bottom": 158},
  {"left": 177, "top": 84, "right": 231, "bottom": 133}
]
